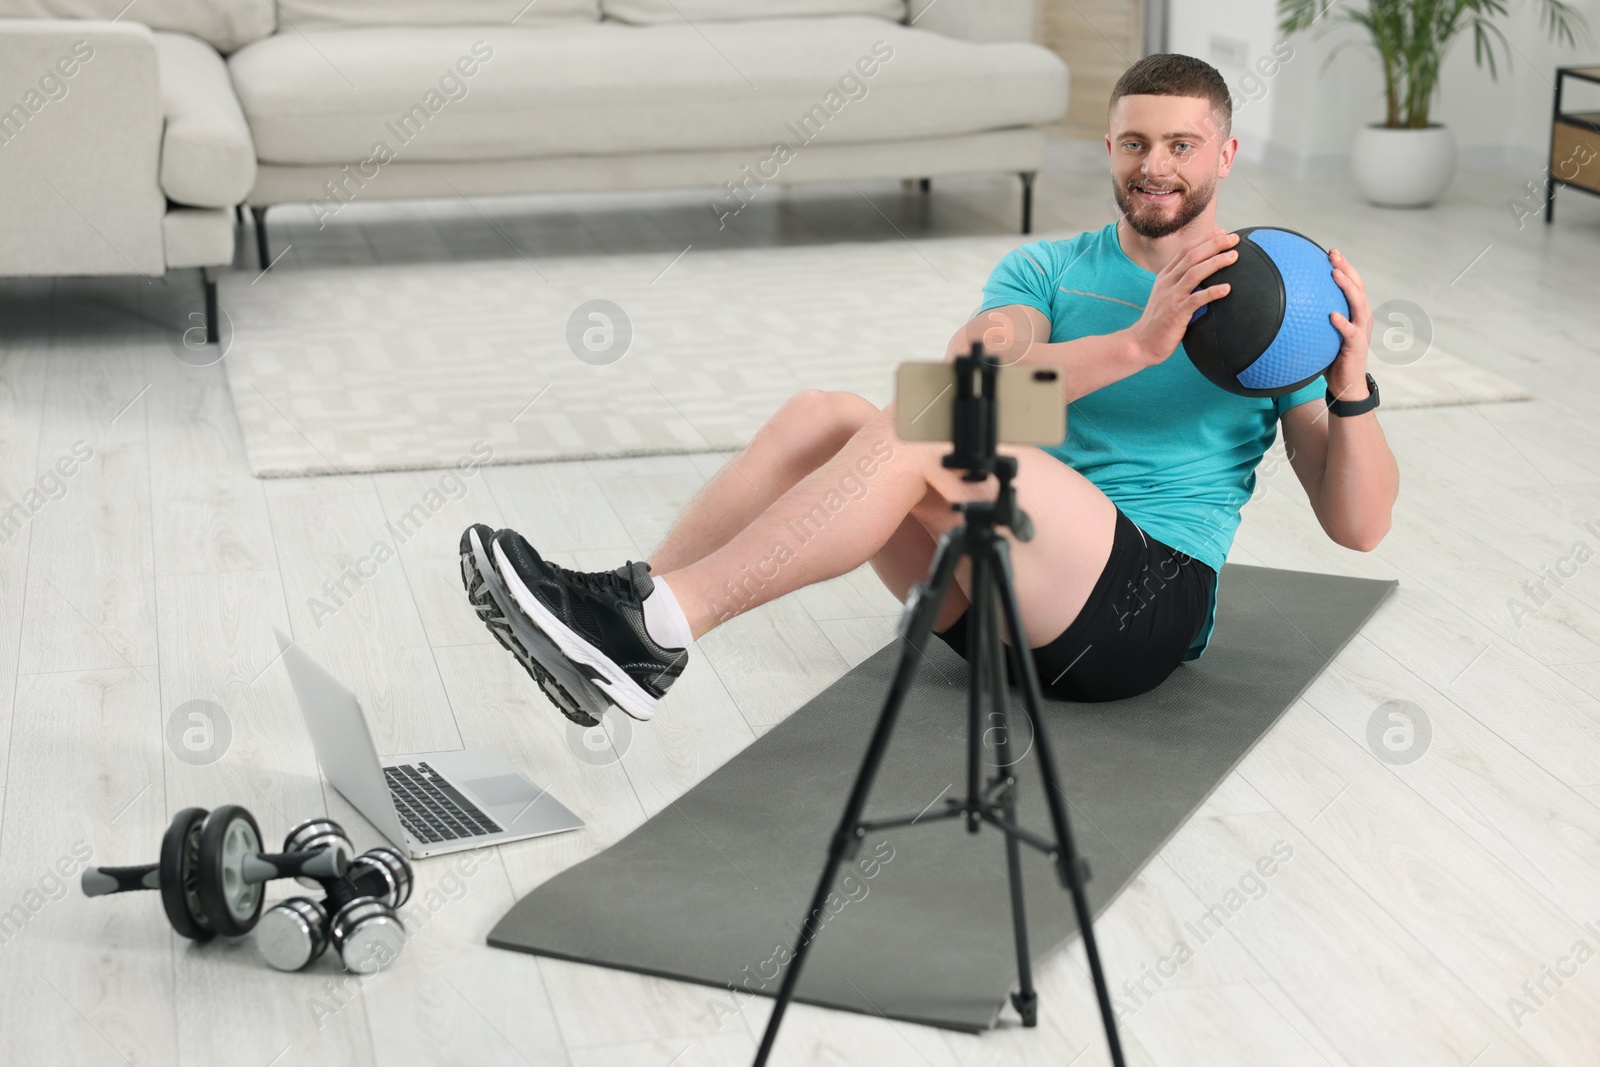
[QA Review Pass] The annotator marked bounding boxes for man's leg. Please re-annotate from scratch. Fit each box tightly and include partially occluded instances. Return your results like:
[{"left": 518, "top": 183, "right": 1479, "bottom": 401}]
[
  {"left": 477, "top": 397, "right": 1118, "bottom": 721},
  {"left": 661, "top": 402, "right": 1120, "bottom": 646},
  {"left": 648, "top": 387, "right": 973, "bottom": 633},
  {"left": 647, "top": 389, "right": 881, "bottom": 575}
]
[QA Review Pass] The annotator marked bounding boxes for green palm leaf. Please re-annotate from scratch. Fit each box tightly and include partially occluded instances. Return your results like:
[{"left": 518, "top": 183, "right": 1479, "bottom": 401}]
[{"left": 1276, "top": 0, "right": 1591, "bottom": 128}]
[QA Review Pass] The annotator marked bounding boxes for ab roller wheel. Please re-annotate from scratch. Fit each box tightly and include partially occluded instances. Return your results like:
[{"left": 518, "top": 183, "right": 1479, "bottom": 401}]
[
  {"left": 82, "top": 806, "right": 355, "bottom": 940},
  {"left": 195, "top": 805, "right": 265, "bottom": 937},
  {"left": 161, "top": 807, "right": 210, "bottom": 940}
]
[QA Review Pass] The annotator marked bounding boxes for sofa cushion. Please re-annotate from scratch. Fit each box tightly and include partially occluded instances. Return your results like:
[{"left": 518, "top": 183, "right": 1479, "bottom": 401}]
[
  {"left": 276, "top": 0, "right": 598, "bottom": 30},
  {"left": 154, "top": 31, "right": 255, "bottom": 207},
  {"left": 0, "top": 0, "right": 275, "bottom": 54},
  {"left": 229, "top": 19, "right": 1067, "bottom": 167},
  {"left": 601, "top": 0, "right": 902, "bottom": 23}
]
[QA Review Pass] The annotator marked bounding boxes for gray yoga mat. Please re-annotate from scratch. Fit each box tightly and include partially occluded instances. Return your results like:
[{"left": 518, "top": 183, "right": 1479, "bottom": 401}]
[{"left": 489, "top": 563, "right": 1396, "bottom": 1032}]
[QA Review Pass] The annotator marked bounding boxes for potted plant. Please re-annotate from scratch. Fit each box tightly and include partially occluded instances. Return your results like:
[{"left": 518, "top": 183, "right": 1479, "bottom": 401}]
[{"left": 1277, "top": 0, "right": 1591, "bottom": 207}]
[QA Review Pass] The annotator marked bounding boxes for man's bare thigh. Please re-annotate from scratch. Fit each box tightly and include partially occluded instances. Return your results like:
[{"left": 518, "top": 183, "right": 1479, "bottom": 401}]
[{"left": 906, "top": 438, "right": 1119, "bottom": 649}]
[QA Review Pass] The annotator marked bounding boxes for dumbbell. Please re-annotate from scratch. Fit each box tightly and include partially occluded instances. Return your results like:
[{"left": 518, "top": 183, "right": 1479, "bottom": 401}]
[
  {"left": 257, "top": 846, "right": 412, "bottom": 973},
  {"left": 82, "top": 806, "right": 353, "bottom": 939}
]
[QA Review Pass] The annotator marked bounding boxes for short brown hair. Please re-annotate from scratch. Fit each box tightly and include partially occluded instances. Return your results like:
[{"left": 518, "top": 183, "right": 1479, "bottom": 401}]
[{"left": 1108, "top": 53, "right": 1231, "bottom": 141}]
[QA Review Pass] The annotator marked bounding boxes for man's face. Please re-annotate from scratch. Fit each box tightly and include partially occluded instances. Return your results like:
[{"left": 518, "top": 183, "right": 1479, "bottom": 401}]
[{"left": 1107, "top": 94, "right": 1234, "bottom": 239}]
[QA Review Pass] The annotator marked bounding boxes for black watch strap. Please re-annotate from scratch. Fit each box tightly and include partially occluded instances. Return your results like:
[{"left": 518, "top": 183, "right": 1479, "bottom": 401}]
[{"left": 1326, "top": 372, "right": 1379, "bottom": 416}]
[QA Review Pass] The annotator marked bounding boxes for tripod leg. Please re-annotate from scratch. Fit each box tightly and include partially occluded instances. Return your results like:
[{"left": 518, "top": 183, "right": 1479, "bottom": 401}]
[
  {"left": 980, "top": 574, "right": 1039, "bottom": 1025},
  {"left": 964, "top": 549, "right": 987, "bottom": 834},
  {"left": 752, "top": 525, "right": 969, "bottom": 1067},
  {"left": 990, "top": 540, "right": 1127, "bottom": 1067}
]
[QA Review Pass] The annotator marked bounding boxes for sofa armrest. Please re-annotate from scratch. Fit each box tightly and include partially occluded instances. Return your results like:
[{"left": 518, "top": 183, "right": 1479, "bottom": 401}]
[
  {"left": 0, "top": 19, "right": 165, "bottom": 277},
  {"left": 154, "top": 31, "right": 256, "bottom": 207},
  {"left": 907, "top": 0, "right": 1037, "bottom": 43}
]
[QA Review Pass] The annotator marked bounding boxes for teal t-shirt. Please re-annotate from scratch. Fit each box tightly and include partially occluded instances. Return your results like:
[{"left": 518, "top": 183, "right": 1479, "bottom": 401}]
[{"left": 979, "top": 221, "right": 1326, "bottom": 661}]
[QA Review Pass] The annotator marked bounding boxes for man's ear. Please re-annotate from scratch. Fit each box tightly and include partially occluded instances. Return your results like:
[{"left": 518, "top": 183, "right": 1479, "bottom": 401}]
[{"left": 1218, "top": 136, "right": 1240, "bottom": 178}]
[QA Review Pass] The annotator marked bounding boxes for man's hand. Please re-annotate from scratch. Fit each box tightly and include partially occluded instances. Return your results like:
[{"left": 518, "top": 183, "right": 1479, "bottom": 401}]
[
  {"left": 943, "top": 305, "right": 1049, "bottom": 365},
  {"left": 1126, "top": 229, "right": 1238, "bottom": 366},
  {"left": 1326, "top": 248, "right": 1373, "bottom": 399}
]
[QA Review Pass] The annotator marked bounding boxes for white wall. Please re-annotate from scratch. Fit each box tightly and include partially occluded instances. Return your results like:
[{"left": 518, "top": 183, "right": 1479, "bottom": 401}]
[
  {"left": 1166, "top": 0, "right": 1600, "bottom": 176},
  {"left": 1167, "top": 0, "right": 1283, "bottom": 165}
]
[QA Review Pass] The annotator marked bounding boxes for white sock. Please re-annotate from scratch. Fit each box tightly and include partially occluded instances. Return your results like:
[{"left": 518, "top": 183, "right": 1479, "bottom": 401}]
[{"left": 642, "top": 575, "right": 693, "bottom": 650}]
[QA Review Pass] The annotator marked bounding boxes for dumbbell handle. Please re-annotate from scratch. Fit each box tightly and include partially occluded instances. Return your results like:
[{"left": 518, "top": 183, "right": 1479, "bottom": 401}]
[
  {"left": 241, "top": 848, "right": 346, "bottom": 885},
  {"left": 322, "top": 864, "right": 394, "bottom": 910},
  {"left": 81, "top": 864, "right": 160, "bottom": 897}
]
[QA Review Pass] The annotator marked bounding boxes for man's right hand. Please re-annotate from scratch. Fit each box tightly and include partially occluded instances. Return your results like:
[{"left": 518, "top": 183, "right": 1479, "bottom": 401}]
[
  {"left": 944, "top": 304, "right": 1049, "bottom": 365},
  {"left": 1127, "top": 229, "right": 1239, "bottom": 367}
]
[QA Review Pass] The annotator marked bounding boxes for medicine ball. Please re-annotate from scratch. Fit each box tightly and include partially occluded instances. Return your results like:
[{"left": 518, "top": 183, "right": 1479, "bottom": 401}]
[{"left": 1183, "top": 226, "right": 1348, "bottom": 398}]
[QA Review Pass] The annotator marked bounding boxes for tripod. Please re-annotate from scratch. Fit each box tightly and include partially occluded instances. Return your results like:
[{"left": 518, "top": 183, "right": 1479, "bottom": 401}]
[{"left": 751, "top": 345, "right": 1126, "bottom": 1067}]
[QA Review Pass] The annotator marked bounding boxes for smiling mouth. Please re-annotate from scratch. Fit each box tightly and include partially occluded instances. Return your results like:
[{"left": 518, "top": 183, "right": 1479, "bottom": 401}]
[{"left": 1134, "top": 185, "right": 1180, "bottom": 202}]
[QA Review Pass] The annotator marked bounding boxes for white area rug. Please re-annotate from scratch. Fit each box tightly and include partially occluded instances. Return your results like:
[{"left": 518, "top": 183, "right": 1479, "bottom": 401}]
[{"left": 220, "top": 232, "right": 1532, "bottom": 478}]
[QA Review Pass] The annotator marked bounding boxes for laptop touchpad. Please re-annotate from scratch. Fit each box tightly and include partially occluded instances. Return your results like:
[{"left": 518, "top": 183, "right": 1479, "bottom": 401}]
[{"left": 461, "top": 774, "right": 541, "bottom": 808}]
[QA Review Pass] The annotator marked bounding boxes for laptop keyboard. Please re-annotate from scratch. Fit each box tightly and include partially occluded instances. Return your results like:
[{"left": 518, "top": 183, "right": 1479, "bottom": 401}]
[{"left": 384, "top": 762, "right": 503, "bottom": 844}]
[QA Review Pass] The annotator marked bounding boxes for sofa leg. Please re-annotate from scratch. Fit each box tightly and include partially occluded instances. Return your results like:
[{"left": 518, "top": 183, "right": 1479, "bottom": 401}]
[
  {"left": 1018, "top": 171, "right": 1036, "bottom": 235},
  {"left": 251, "top": 205, "right": 271, "bottom": 271},
  {"left": 919, "top": 177, "right": 931, "bottom": 194},
  {"left": 202, "top": 267, "right": 219, "bottom": 344}
]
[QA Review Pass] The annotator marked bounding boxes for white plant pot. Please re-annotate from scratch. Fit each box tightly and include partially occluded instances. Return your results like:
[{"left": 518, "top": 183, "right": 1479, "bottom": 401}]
[{"left": 1350, "top": 123, "right": 1457, "bottom": 208}]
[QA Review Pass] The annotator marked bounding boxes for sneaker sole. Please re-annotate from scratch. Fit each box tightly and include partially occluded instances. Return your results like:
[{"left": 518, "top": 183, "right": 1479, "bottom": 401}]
[
  {"left": 460, "top": 527, "right": 611, "bottom": 728},
  {"left": 492, "top": 539, "right": 661, "bottom": 722}
]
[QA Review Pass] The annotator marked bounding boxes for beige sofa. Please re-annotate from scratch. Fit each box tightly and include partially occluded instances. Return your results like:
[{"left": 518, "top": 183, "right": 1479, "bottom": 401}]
[
  {"left": 1, "top": 0, "right": 1068, "bottom": 326},
  {"left": 0, "top": 12, "right": 259, "bottom": 341}
]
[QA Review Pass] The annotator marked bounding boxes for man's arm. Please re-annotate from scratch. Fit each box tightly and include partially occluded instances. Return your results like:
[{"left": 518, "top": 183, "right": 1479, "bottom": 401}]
[
  {"left": 948, "top": 232, "right": 1239, "bottom": 402},
  {"left": 942, "top": 304, "right": 1152, "bottom": 404},
  {"left": 1277, "top": 246, "right": 1399, "bottom": 552},
  {"left": 1280, "top": 394, "right": 1399, "bottom": 552}
]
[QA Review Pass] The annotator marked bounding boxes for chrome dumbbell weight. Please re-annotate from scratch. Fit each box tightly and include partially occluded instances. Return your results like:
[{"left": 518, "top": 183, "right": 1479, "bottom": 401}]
[
  {"left": 326, "top": 847, "right": 411, "bottom": 974},
  {"left": 325, "top": 847, "right": 412, "bottom": 912},
  {"left": 256, "top": 847, "right": 412, "bottom": 972},
  {"left": 255, "top": 896, "right": 331, "bottom": 972}
]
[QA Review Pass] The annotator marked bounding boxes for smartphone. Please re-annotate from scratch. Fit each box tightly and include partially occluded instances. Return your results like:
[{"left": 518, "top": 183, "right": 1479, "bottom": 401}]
[{"left": 894, "top": 360, "right": 1066, "bottom": 446}]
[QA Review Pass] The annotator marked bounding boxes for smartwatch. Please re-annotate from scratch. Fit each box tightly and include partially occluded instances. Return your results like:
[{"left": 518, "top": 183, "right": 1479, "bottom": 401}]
[{"left": 1326, "top": 372, "right": 1379, "bottom": 417}]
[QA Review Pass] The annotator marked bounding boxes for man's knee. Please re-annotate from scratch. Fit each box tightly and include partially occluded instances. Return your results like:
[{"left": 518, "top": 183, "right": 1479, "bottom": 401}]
[{"left": 783, "top": 389, "right": 880, "bottom": 445}]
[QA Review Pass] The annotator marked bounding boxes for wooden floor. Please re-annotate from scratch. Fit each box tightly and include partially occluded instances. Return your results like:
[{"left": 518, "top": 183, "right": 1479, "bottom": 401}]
[{"left": 3, "top": 137, "right": 1600, "bottom": 1066}]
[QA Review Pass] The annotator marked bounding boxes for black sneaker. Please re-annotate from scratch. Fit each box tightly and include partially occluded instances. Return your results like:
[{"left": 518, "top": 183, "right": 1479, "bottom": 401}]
[
  {"left": 458, "top": 524, "right": 612, "bottom": 727},
  {"left": 491, "top": 530, "right": 688, "bottom": 722}
]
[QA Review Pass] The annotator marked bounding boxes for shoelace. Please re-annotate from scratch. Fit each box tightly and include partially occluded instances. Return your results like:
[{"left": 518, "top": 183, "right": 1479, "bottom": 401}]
[{"left": 551, "top": 561, "right": 640, "bottom": 603}]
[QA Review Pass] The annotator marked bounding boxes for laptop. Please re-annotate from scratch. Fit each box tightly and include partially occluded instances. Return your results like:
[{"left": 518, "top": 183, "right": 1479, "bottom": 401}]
[{"left": 275, "top": 629, "right": 584, "bottom": 859}]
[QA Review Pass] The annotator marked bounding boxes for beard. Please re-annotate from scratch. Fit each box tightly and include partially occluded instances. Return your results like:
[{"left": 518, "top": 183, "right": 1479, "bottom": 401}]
[{"left": 1113, "top": 173, "right": 1216, "bottom": 238}]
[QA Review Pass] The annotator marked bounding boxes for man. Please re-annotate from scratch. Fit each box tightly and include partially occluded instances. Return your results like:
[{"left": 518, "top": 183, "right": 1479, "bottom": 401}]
[{"left": 460, "top": 53, "right": 1399, "bottom": 727}]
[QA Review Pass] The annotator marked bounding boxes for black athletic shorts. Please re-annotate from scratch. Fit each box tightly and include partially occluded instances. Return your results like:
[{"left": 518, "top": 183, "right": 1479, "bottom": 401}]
[{"left": 932, "top": 506, "right": 1217, "bottom": 702}]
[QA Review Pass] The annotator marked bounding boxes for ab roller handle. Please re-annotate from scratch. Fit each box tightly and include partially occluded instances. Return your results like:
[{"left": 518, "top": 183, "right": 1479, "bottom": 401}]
[
  {"left": 83, "top": 845, "right": 344, "bottom": 895},
  {"left": 239, "top": 846, "right": 345, "bottom": 885},
  {"left": 81, "top": 863, "right": 162, "bottom": 896}
]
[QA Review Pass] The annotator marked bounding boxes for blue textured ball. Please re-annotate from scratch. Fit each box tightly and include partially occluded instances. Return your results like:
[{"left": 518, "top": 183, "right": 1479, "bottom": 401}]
[{"left": 1183, "top": 226, "right": 1347, "bottom": 398}]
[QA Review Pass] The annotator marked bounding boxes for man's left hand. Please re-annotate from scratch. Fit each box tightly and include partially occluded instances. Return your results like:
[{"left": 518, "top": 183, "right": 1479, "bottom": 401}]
[{"left": 1326, "top": 248, "right": 1373, "bottom": 400}]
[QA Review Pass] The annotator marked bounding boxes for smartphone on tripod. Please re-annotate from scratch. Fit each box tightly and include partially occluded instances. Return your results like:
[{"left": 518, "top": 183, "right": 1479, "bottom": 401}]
[{"left": 893, "top": 360, "right": 1067, "bottom": 446}]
